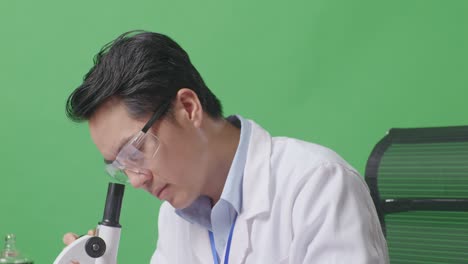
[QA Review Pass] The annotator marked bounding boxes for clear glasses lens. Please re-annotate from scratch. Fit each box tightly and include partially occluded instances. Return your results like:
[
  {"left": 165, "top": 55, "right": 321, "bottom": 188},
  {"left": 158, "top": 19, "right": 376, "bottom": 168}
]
[{"left": 105, "top": 131, "right": 160, "bottom": 184}]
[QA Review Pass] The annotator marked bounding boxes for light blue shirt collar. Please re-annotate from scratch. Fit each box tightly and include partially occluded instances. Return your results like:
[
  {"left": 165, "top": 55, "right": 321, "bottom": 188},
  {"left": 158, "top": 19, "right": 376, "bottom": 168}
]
[{"left": 218, "top": 115, "right": 251, "bottom": 214}]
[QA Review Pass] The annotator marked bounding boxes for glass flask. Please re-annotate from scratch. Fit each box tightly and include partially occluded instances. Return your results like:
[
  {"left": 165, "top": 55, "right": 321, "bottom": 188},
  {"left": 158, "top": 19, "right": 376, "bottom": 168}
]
[{"left": 0, "top": 234, "right": 33, "bottom": 264}]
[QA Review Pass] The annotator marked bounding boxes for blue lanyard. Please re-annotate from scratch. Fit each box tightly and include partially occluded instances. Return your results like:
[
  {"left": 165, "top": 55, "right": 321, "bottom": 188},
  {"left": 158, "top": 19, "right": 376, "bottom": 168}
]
[{"left": 208, "top": 215, "right": 238, "bottom": 264}]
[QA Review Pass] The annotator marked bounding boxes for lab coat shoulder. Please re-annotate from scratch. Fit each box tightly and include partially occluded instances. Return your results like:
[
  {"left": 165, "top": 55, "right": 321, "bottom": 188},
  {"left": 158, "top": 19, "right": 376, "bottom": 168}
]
[
  {"left": 270, "top": 135, "right": 360, "bottom": 186},
  {"left": 242, "top": 120, "right": 389, "bottom": 263}
]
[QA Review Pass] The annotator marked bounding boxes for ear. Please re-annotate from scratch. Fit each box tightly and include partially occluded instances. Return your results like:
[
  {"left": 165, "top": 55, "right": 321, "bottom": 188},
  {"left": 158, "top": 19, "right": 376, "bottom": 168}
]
[{"left": 174, "top": 88, "right": 203, "bottom": 128}]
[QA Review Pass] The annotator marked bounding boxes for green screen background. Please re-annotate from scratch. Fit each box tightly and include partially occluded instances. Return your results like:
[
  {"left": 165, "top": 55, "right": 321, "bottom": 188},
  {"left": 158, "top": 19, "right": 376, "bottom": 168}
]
[{"left": 1, "top": 0, "right": 467, "bottom": 263}]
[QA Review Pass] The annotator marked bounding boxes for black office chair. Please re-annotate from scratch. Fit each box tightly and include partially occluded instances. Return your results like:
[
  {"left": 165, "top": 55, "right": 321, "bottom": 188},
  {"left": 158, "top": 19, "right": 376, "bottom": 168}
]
[{"left": 365, "top": 126, "right": 468, "bottom": 263}]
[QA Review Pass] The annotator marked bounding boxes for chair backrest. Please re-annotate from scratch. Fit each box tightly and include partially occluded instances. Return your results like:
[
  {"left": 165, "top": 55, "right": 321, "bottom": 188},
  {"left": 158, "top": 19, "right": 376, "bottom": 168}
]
[{"left": 365, "top": 126, "right": 468, "bottom": 263}]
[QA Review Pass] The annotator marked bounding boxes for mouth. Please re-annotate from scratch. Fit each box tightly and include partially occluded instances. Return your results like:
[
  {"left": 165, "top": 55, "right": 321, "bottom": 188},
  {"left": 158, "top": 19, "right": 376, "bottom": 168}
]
[{"left": 154, "top": 184, "right": 168, "bottom": 200}]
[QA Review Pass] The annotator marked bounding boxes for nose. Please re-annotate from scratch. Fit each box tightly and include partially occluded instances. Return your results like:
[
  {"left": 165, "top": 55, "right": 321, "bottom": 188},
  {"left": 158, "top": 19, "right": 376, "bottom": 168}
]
[{"left": 126, "top": 169, "right": 152, "bottom": 189}]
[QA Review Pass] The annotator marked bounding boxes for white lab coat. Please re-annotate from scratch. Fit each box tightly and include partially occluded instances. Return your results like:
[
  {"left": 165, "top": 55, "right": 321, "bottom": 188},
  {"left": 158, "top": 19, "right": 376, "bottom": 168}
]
[{"left": 151, "top": 119, "right": 389, "bottom": 264}]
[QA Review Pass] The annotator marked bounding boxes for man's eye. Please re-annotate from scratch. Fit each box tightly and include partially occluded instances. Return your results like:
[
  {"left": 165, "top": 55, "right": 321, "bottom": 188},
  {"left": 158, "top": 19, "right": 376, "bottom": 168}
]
[
  {"left": 139, "top": 143, "right": 146, "bottom": 152},
  {"left": 128, "top": 149, "right": 141, "bottom": 161}
]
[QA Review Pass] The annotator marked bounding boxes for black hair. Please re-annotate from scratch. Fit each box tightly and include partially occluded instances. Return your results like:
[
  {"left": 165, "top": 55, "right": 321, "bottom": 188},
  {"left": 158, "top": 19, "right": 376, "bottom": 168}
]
[{"left": 66, "top": 30, "right": 223, "bottom": 121}]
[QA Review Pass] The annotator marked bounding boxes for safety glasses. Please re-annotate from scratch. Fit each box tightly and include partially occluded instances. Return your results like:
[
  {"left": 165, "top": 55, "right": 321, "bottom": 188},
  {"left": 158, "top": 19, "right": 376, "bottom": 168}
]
[{"left": 105, "top": 101, "right": 171, "bottom": 184}]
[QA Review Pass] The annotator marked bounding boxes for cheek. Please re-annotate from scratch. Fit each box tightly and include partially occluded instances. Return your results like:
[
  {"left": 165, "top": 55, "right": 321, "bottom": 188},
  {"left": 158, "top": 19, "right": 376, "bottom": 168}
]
[
  {"left": 151, "top": 140, "right": 198, "bottom": 183},
  {"left": 154, "top": 123, "right": 208, "bottom": 187}
]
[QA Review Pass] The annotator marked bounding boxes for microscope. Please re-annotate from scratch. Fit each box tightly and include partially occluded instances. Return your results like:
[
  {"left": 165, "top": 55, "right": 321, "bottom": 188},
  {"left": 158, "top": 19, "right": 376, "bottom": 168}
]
[{"left": 54, "top": 183, "right": 125, "bottom": 264}]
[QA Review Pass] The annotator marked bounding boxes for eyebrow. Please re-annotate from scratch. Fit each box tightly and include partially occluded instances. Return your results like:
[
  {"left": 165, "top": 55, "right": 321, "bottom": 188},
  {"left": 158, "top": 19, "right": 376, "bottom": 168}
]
[{"left": 103, "top": 134, "right": 133, "bottom": 164}]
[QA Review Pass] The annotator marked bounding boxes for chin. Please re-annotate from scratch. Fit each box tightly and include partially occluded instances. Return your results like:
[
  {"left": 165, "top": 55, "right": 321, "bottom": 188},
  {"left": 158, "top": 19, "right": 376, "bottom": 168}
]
[{"left": 168, "top": 195, "right": 197, "bottom": 210}]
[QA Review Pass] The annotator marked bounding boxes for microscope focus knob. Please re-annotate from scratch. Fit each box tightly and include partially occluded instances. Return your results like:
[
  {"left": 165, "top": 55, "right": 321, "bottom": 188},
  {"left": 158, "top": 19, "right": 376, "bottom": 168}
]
[{"left": 85, "top": 236, "right": 106, "bottom": 258}]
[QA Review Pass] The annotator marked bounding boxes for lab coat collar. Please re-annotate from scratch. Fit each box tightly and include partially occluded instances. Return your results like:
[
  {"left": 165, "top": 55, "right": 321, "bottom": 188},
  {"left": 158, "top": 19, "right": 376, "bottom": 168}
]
[
  {"left": 228, "top": 119, "right": 273, "bottom": 263},
  {"left": 241, "top": 119, "right": 273, "bottom": 220}
]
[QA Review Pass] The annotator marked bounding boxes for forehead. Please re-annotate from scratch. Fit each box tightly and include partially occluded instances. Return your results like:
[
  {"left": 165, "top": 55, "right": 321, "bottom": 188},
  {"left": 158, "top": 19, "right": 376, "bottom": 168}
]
[{"left": 88, "top": 99, "right": 145, "bottom": 160}]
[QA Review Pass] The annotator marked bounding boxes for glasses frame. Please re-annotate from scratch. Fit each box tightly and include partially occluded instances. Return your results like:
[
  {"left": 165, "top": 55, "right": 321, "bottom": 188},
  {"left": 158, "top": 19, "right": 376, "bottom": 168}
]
[{"left": 105, "top": 100, "right": 172, "bottom": 183}]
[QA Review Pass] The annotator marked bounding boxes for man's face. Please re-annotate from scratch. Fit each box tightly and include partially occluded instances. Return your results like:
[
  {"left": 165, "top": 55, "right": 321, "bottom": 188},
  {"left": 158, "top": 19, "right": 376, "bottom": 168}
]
[{"left": 88, "top": 98, "right": 207, "bottom": 209}]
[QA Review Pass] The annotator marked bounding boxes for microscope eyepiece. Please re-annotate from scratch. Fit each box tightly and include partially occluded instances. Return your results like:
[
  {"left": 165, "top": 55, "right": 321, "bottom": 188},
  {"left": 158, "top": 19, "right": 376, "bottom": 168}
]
[{"left": 99, "top": 183, "right": 125, "bottom": 227}]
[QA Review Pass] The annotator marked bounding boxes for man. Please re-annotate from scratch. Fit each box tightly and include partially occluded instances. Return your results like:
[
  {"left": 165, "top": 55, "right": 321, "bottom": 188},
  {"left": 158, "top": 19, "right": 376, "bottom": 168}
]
[{"left": 64, "top": 30, "right": 389, "bottom": 263}]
